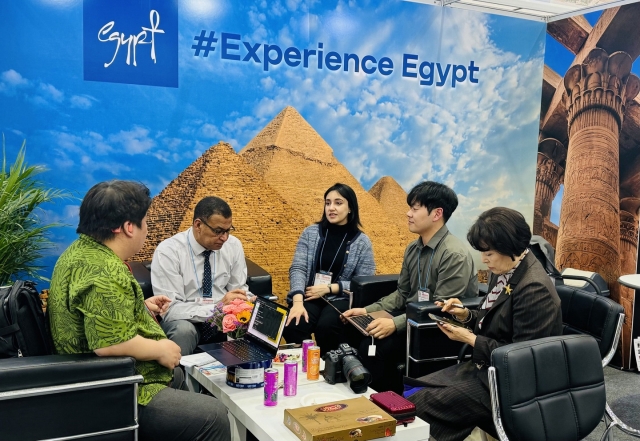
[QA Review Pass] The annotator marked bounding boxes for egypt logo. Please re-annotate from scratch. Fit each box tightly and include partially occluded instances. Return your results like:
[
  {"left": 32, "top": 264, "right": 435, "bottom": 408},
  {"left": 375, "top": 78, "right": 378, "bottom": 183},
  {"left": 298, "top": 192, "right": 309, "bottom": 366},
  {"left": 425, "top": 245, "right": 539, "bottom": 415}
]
[
  {"left": 98, "top": 10, "right": 164, "bottom": 68},
  {"left": 83, "top": 0, "right": 178, "bottom": 87}
]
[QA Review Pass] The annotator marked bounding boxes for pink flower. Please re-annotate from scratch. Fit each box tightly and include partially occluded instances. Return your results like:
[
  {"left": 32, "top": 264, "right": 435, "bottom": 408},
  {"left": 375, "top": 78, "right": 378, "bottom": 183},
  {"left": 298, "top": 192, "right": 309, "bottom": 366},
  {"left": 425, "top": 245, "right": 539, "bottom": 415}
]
[
  {"left": 222, "top": 304, "right": 241, "bottom": 314},
  {"left": 238, "top": 302, "right": 253, "bottom": 312},
  {"left": 222, "top": 314, "right": 237, "bottom": 333}
]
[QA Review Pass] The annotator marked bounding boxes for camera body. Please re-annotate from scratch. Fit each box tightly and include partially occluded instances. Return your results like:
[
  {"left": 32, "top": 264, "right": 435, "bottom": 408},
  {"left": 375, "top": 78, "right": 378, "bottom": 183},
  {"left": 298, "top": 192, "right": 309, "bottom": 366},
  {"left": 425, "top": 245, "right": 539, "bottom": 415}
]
[{"left": 323, "top": 343, "right": 371, "bottom": 393}]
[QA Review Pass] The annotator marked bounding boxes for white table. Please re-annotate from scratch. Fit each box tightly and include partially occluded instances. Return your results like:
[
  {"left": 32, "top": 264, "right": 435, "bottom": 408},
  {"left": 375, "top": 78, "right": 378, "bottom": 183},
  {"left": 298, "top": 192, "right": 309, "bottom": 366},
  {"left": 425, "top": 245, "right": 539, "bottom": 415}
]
[
  {"left": 186, "top": 359, "right": 430, "bottom": 441},
  {"left": 618, "top": 274, "right": 640, "bottom": 290}
]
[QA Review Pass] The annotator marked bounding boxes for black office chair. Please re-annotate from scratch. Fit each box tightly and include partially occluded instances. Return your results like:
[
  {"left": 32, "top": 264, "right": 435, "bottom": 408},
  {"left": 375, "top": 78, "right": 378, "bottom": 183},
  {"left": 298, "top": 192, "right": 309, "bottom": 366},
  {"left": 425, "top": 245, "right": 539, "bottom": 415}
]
[
  {"left": 556, "top": 284, "right": 640, "bottom": 439},
  {"left": 489, "top": 334, "right": 606, "bottom": 441},
  {"left": 0, "top": 354, "right": 142, "bottom": 441}
]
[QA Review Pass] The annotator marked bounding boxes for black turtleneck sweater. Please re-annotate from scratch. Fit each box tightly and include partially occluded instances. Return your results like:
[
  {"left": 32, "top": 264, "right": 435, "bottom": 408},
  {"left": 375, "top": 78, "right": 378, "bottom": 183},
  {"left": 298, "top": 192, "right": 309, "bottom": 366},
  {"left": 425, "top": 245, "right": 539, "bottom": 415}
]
[{"left": 316, "top": 223, "right": 358, "bottom": 283}]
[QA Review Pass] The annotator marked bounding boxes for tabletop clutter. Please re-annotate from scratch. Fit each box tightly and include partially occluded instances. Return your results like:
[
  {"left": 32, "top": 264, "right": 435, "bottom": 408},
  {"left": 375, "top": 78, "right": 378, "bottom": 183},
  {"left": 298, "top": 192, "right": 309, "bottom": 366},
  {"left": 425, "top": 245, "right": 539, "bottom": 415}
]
[{"left": 186, "top": 340, "right": 418, "bottom": 441}]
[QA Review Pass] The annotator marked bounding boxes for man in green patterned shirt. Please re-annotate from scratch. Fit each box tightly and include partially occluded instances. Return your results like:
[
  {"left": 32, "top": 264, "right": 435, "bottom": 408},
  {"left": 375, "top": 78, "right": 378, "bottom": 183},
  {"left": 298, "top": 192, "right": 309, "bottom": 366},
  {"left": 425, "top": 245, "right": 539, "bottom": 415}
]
[{"left": 49, "top": 180, "right": 230, "bottom": 441}]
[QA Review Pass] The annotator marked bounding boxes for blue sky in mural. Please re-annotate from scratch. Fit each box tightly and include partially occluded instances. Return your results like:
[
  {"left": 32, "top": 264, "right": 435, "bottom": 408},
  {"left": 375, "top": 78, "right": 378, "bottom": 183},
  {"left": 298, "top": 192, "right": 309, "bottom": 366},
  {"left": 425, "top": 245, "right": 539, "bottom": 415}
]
[{"left": 0, "top": 0, "right": 546, "bottom": 280}]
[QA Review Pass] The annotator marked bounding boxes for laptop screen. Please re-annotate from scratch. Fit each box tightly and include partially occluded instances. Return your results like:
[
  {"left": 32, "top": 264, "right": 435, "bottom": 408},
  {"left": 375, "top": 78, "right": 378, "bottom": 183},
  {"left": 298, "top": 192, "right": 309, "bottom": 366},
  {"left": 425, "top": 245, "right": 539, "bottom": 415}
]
[{"left": 246, "top": 298, "right": 288, "bottom": 350}]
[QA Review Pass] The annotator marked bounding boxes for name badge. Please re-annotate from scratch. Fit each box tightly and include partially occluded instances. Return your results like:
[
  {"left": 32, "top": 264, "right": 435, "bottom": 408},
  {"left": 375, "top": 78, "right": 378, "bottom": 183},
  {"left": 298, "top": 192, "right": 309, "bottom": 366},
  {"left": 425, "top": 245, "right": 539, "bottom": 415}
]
[
  {"left": 418, "top": 289, "right": 430, "bottom": 302},
  {"left": 197, "top": 297, "right": 215, "bottom": 305},
  {"left": 314, "top": 271, "right": 332, "bottom": 286}
]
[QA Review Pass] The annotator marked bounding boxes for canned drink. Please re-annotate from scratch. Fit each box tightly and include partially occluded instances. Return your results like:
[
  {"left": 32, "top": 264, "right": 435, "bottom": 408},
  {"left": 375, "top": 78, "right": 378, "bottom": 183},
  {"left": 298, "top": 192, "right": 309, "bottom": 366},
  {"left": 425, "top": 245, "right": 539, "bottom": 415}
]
[
  {"left": 264, "top": 368, "right": 279, "bottom": 406},
  {"left": 284, "top": 360, "right": 298, "bottom": 396},
  {"left": 302, "top": 339, "right": 315, "bottom": 372},
  {"left": 307, "top": 346, "right": 320, "bottom": 380}
]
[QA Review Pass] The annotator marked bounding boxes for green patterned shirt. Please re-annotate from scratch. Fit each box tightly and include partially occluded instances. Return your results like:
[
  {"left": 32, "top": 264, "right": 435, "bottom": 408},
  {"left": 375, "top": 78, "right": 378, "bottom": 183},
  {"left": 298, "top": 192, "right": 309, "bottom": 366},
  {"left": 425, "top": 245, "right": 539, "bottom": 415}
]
[{"left": 49, "top": 234, "right": 172, "bottom": 405}]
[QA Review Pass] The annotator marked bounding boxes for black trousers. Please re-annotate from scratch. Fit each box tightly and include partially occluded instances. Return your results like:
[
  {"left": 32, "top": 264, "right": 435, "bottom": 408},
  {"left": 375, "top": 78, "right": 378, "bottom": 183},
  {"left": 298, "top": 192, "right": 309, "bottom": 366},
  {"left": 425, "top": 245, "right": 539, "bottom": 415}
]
[
  {"left": 282, "top": 298, "right": 349, "bottom": 355},
  {"left": 343, "top": 322, "right": 406, "bottom": 394}
]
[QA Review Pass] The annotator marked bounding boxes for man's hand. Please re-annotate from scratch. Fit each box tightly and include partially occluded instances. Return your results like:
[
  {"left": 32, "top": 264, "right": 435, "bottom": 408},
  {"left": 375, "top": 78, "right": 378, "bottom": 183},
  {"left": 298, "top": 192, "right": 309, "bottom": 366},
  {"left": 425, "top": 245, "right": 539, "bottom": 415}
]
[
  {"left": 304, "top": 284, "right": 329, "bottom": 301},
  {"left": 437, "top": 322, "right": 477, "bottom": 346},
  {"left": 286, "top": 302, "right": 309, "bottom": 326},
  {"left": 145, "top": 295, "right": 171, "bottom": 315},
  {"left": 366, "top": 317, "right": 396, "bottom": 339},
  {"left": 156, "top": 339, "right": 182, "bottom": 369},
  {"left": 221, "top": 289, "right": 248, "bottom": 304},
  {"left": 342, "top": 308, "right": 367, "bottom": 317},
  {"left": 341, "top": 308, "right": 367, "bottom": 323}
]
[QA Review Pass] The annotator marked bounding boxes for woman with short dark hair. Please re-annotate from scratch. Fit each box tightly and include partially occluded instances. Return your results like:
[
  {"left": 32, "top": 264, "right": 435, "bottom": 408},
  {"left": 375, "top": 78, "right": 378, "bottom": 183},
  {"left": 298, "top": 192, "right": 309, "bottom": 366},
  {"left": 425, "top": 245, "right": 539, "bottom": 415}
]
[
  {"left": 405, "top": 207, "right": 562, "bottom": 441},
  {"left": 283, "top": 183, "right": 375, "bottom": 354}
]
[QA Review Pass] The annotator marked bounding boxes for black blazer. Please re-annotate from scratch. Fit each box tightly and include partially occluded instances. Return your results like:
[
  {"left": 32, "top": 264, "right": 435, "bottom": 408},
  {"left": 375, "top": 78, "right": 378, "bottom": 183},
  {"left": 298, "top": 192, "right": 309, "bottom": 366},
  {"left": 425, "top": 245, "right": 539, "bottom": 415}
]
[{"left": 471, "top": 252, "right": 563, "bottom": 384}]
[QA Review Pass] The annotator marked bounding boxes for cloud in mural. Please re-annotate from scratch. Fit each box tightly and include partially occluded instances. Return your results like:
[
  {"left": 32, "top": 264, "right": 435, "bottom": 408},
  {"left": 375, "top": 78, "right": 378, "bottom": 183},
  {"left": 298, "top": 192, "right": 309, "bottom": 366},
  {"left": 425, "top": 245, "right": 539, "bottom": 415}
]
[{"left": 176, "top": 2, "right": 543, "bottom": 232}]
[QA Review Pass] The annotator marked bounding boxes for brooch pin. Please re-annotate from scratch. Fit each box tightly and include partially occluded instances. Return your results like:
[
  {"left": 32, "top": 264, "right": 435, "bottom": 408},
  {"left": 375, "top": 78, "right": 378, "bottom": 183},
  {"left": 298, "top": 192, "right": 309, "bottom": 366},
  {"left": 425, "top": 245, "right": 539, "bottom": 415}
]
[{"left": 505, "top": 284, "right": 512, "bottom": 295}]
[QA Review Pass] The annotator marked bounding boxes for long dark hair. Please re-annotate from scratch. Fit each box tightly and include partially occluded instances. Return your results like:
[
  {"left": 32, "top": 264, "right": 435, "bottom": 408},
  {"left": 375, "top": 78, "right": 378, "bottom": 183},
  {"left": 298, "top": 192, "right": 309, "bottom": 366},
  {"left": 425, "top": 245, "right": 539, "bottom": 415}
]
[{"left": 317, "top": 183, "right": 362, "bottom": 233}]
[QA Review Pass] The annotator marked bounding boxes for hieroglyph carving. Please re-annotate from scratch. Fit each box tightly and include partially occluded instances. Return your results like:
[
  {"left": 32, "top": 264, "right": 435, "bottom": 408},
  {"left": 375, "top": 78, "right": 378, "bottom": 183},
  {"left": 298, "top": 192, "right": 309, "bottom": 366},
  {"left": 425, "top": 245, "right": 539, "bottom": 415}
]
[{"left": 556, "top": 48, "right": 640, "bottom": 297}]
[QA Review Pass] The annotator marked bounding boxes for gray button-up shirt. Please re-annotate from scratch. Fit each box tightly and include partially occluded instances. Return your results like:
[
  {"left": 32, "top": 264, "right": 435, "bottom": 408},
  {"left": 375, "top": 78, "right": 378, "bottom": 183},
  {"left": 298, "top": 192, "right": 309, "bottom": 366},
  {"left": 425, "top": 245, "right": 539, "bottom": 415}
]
[{"left": 365, "top": 225, "right": 478, "bottom": 331}]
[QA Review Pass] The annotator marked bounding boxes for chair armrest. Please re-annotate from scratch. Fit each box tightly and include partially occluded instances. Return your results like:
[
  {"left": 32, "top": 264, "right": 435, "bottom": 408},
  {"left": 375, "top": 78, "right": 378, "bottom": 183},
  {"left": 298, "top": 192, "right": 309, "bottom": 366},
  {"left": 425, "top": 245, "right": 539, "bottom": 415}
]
[
  {"left": 350, "top": 274, "right": 399, "bottom": 308},
  {"left": 0, "top": 354, "right": 137, "bottom": 393}
]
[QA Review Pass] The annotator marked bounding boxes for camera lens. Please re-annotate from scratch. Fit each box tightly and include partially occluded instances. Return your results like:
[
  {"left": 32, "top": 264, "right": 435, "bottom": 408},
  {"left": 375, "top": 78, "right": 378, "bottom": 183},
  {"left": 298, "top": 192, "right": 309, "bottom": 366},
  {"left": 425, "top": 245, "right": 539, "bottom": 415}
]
[{"left": 343, "top": 355, "right": 371, "bottom": 393}]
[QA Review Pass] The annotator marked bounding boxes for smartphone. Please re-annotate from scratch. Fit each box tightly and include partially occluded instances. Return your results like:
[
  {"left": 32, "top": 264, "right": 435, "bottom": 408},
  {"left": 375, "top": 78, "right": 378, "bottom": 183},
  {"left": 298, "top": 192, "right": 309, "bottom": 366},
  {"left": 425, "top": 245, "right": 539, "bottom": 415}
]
[{"left": 428, "top": 313, "right": 469, "bottom": 329}]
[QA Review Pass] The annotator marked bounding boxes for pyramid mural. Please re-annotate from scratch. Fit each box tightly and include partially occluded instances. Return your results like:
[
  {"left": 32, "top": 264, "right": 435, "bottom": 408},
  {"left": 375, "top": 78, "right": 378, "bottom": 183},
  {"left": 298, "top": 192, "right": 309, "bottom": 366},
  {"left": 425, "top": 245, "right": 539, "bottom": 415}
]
[
  {"left": 369, "top": 176, "right": 410, "bottom": 232},
  {"left": 240, "top": 107, "right": 414, "bottom": 274},
  {"left": 135, "top": 142, "right": 309, "bottom": 298},
  {"left": 134, "top": 106, "right": 413, "bottom": 300}
]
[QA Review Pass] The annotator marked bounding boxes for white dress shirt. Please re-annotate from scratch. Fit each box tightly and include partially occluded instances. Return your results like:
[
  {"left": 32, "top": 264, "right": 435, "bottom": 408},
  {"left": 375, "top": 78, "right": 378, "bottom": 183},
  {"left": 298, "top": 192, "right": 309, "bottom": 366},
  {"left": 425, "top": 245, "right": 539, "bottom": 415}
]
[{"left": 151, "top": 228, "right": 248, "bottom": 323}]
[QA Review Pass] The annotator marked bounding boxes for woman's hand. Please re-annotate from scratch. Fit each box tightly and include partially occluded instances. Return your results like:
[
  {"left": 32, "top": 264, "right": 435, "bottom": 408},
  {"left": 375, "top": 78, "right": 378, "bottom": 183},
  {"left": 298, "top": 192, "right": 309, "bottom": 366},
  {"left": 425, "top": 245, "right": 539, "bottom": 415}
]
[
  {"left": 286, "top": 301, "right": 309, "bottom": 326},
  {"left": 304, "top": 284, "right": 331, "bottom": 301},
  {"left": 437, "top": 322, "right": 477, "bottom": 346},
  {"left": 435, "top": 298, "right": 469, "bottom": 321}
]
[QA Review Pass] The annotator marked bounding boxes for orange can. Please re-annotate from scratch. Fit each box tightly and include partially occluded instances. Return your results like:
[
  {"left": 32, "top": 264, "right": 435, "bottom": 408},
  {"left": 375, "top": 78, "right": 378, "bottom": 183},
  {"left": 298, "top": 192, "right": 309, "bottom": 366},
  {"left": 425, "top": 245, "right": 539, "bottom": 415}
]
[{"left": 306, "top": 346, "right": 320, "bottom": 380}]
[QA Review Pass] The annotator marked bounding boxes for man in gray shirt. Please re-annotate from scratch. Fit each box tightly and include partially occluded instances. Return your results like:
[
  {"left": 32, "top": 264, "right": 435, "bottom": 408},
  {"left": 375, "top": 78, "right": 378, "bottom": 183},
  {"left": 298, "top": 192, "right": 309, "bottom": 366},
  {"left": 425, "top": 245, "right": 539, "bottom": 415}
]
[{"left": 342, "top": 181, "right": 477, "bottom": 393}]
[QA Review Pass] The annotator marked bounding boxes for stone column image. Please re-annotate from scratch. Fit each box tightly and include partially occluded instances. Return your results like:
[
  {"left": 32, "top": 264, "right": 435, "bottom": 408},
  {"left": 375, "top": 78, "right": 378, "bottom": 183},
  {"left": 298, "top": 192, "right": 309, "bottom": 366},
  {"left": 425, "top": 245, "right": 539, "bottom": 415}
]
[
  {"left": 556, "top": 48, "right": 640, "bottom": 304},
  {"left": 533, "top": 138, "right": 565, "bottom": 247}
]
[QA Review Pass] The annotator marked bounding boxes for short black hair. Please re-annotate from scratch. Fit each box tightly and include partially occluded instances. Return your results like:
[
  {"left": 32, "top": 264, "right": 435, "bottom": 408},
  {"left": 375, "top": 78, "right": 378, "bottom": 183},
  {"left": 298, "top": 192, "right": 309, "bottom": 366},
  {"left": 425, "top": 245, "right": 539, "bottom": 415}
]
[
  {"left": 77, "top": 180, "right": 151, "bottom": 242},
  {"left": 193, "top": 196, "right": 232, "bottom": 222},
  {"left": 318, "top": 183, "right": 362, "bottom": 232},
  {"left": 467, "top": 207, "right": 532, "bottom": 260},
  {"left": 406, "top": 181, "right": 458, "bottom": 222}
]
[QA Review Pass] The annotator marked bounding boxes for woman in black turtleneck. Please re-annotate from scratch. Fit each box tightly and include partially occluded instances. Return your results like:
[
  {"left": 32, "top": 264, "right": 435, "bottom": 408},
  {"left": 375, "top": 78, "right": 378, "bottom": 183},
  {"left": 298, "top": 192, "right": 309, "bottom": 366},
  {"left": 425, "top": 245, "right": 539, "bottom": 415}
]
[{"left": 284, "top": 183, "right": 376, "bottom": 355}]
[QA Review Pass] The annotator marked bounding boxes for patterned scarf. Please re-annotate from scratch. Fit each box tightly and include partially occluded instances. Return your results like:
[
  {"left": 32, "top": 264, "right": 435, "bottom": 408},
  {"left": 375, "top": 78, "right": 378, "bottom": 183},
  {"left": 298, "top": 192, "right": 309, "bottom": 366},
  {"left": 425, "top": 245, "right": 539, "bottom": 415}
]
[{"left": 478, "top": 249, "right": 529, "bottom": 328}]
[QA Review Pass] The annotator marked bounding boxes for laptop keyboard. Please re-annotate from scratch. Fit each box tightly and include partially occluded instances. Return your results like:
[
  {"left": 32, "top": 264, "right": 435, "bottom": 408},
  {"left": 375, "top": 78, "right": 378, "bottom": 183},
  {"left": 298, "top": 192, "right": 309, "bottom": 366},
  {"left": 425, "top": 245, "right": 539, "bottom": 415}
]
[
  {"left": 351, "top": 314, "right": 375, "bottom": 329},
  {"left": 222, "top": 339, "right": 268, "bottom": 361}
]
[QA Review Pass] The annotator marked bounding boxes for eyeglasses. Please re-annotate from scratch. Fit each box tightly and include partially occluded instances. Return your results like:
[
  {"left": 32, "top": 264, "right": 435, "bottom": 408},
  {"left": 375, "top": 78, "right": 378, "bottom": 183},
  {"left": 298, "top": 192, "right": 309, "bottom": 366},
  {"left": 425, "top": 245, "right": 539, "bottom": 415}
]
[{"left": 198, "top": 218, "right": 235, "bottom": 237}]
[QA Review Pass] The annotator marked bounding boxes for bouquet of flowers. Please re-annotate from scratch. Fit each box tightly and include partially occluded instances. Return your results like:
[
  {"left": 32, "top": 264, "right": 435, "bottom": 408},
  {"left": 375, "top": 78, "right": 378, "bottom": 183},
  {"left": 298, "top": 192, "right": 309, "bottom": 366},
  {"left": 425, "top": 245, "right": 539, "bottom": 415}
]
[{"left": 205, "top": 298, "right": 254, "bottom": 339}]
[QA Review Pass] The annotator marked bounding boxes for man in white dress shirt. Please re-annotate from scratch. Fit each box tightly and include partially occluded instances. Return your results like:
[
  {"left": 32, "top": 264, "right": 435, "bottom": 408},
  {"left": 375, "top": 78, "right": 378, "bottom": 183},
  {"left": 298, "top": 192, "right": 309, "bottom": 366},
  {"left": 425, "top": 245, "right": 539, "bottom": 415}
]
[{"left": 151, "top": 196, "right": 250, "bottom": 355}]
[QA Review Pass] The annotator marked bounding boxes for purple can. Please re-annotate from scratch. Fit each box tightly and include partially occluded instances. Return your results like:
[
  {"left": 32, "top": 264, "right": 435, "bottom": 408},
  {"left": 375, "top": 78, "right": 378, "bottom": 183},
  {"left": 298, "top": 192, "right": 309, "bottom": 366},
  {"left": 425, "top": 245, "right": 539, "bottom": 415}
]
[
  {"left": 284, "top": 360, "right": 298, "bottom": 396},
  {"left": 263, "top": 368, "right": 278, "bottom": 406},
  {"left": 302, "top": 339, "right": 315, "bottom": 372}
]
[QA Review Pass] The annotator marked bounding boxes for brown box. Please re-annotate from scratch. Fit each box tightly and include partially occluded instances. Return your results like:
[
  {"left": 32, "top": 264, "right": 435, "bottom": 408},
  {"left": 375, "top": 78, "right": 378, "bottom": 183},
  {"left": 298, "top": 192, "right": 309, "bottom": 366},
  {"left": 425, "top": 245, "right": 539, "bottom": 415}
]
[{"left": 284, "top": 396, "right": 396, "bottom": 441}]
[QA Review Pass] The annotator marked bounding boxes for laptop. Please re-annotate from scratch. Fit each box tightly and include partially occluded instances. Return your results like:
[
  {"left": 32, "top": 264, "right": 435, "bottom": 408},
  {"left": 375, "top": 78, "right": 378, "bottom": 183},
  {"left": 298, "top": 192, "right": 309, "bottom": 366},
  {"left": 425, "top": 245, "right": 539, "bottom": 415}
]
[
  {"left": 321, "top": 296, "right": 392, "bottom": 336},
  {"left": 198, "top": 297, "right": 289, "bottom": 367}
]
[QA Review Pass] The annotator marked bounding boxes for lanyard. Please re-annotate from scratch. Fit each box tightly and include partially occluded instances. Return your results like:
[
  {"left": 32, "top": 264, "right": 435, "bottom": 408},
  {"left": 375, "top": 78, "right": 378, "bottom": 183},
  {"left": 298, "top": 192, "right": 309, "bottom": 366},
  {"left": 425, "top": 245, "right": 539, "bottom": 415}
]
[
  {"left": 188, "top": 233, "right": 216, "bottom": 298},
  {"left": 318, "top": 232, "right": 348, "bottom": 275},
  {"left": 416, "top": 231, "right": 448, "bottom": 292}
]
